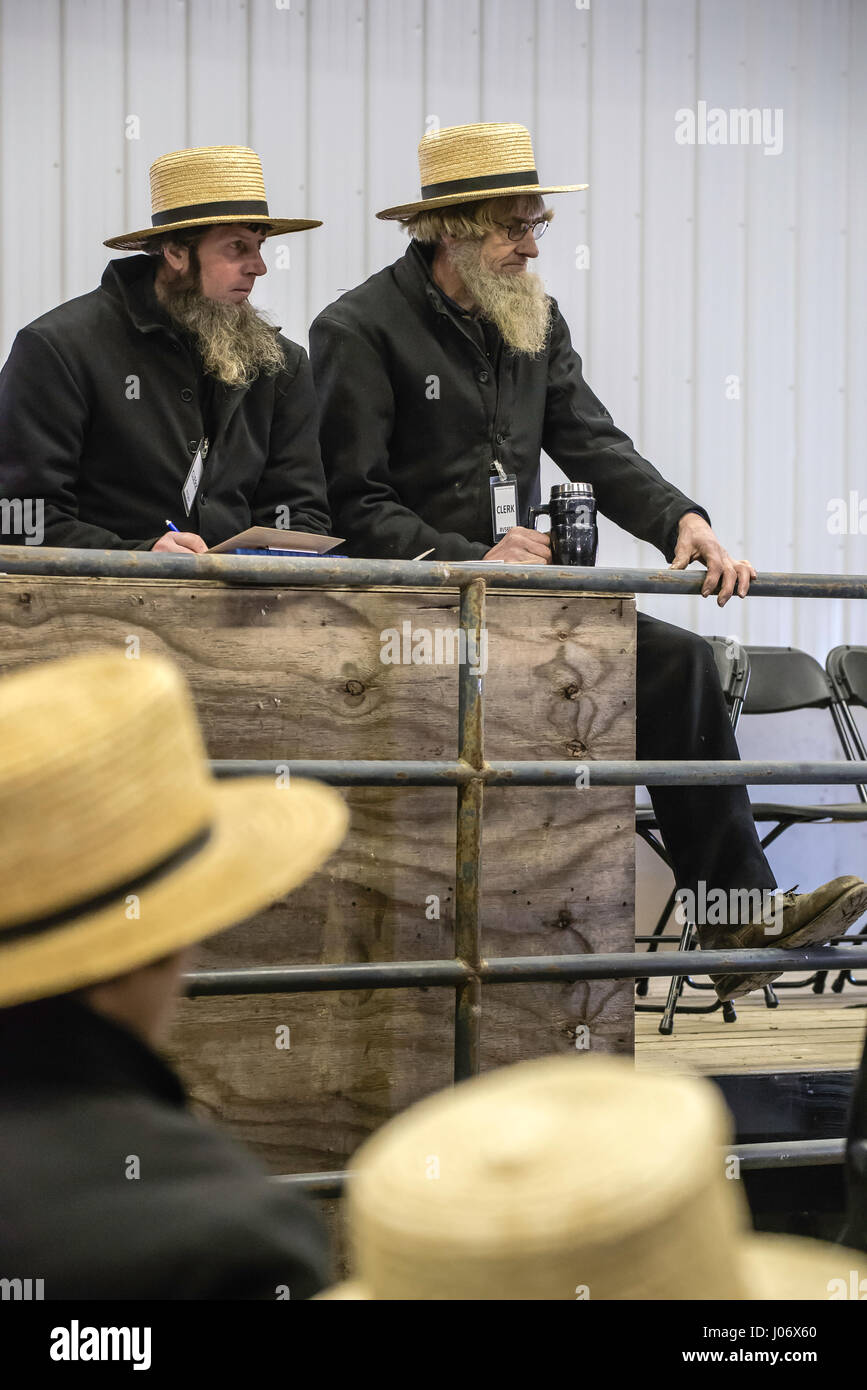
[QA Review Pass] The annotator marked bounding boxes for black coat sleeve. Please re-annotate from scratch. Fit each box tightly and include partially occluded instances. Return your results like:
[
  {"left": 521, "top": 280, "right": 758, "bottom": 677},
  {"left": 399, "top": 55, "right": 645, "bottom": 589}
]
[
  {"left": 251, "top": 345, "right": 331, "bottom": 535},
  {"left": 541, "top": 307, "right": 710, "bottom": 561},
  {"left": 310, "top": 315, "right": 489, "bottom": 561},
  {"left": 0, "top": 328, "right": 159, "bottom": 550}
]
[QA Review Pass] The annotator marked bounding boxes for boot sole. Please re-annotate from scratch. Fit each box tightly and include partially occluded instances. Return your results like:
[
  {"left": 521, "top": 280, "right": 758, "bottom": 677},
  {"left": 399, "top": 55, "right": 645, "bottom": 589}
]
[{"left": 710, "top": 882, "right": 867, "bottom": 1002}]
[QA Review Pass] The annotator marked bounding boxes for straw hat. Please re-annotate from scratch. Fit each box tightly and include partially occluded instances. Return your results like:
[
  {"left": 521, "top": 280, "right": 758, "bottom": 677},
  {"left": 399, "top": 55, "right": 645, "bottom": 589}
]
[
  {"left": 104, "top": 144, "right": 321, "bottom": 251},
  {"left": 0, "top": 651, "right": 348, "bottom": 1007},
  {"left": 318, "top": 1055, "right": 863, "bottom": 1300},
  {"left": 376, "top": 122, "right": 587, "bottom": 221}
]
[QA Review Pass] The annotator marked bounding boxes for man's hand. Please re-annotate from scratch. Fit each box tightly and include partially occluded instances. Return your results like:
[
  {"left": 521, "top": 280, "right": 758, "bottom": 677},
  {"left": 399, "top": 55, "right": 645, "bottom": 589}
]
[
  {"left": 152, "top": 531, "right": 209, "bottom": 554},
  {"left": 485, "top": 527, "right": 552, "bottom": 564},
  {"left": 669, "top": 513, "right": 755, "bottom": 606}
]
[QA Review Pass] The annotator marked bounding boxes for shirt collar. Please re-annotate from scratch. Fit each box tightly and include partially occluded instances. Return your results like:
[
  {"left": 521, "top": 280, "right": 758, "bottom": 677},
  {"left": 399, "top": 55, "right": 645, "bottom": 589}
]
[{"left": 0, "top": 994, "right": 187, "bottom": 1108}]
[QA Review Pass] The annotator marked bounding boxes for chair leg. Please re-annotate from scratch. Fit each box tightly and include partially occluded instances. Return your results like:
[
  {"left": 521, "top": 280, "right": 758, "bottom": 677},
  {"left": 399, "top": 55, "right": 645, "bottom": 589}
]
[
  {"left": 813, "top": 971, "right": 828, "bottom": 994},
  {"left": 636, "top": 884, "right": 678, "bottom": 998},
  {"left": 658, "top": 920, "right": 695, "bottom": 1035},
  {"left": 762, "top": 984, "right": 779, "bottom": 1008}
]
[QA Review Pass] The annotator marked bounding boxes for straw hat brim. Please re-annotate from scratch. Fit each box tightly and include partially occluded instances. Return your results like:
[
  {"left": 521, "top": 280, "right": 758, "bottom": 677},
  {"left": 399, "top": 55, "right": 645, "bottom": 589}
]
[
  {"left": 0, "top": 777, "right": 348, "bottom": 1008},
  {"left": 376, "top": 183, "right": 588, "bottom": 221},
  {"left": 314, "top": 1233, "right": 865, "bottom": 1301},
  {"left": 104, "top": 216, "right": 322, "bottom": 251}
]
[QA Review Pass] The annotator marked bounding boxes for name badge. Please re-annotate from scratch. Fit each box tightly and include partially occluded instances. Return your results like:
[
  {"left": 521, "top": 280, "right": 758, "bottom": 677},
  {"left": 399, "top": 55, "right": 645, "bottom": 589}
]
[
  {"left": 490, "top": 471, "right": 519, "bottom": 540},
  {"left": 181, "top": 438, "right": 207, "bottom": 516}
]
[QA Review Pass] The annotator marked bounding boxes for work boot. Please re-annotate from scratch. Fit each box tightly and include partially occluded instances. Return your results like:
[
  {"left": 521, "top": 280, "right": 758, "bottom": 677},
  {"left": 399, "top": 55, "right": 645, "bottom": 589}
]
[{"left": 697, "top": 876, "right": 867, "bottom": 1002}]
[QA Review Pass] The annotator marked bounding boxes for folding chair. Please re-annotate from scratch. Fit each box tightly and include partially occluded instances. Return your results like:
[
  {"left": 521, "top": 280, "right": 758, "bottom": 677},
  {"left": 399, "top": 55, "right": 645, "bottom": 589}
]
[
  {"left": 824, "top": 646, "right": 867, "bottom": 993},
  {"left": 636, "top": 636, "right": 755, "bottom": 1034},
  {"left": 744, "top": 646, "right": 867, "bottom": 994}
]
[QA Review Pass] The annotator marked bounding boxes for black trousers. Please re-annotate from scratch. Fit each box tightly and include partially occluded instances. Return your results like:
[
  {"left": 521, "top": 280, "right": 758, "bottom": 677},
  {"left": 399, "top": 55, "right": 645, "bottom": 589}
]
[{"left": 636, "top": 612, "right": 777, "bottom": 898}]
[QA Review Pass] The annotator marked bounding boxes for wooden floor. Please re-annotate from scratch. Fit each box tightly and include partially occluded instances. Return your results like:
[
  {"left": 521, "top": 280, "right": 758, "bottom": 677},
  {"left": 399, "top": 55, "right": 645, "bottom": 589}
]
[{"left": 635, "top": 973, "right": 867, "bottom": 1076}]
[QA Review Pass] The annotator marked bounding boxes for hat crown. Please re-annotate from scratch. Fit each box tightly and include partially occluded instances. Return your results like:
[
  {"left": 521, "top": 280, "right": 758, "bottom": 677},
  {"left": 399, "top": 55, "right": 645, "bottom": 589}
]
[
  {"left": 417, "top": 122, "right": 538, "bottom": 191},
  {"left": 0, "top": 653, "right": 213, "bottom": 931},
  {"left": 148, "top": 144, "right": 269, "bottom": 219},
  {"left": 347, "top": 1056, "right": 752, "bottom": 1300}
]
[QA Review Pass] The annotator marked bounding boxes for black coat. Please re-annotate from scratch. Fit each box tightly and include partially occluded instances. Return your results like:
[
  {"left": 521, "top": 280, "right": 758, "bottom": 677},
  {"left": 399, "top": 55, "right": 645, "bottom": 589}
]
[
  {"left": 310, "top": 240, "right": 709, "bottom": 561},
  {"left": 0, "top": 997, "right": 330, "bottom": 1299},
  {"left": 0, "top": 255, "right": 331, "bottom": 549}
]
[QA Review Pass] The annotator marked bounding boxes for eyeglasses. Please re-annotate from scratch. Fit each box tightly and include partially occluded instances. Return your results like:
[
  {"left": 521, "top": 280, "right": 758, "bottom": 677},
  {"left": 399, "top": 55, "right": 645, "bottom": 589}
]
[{"left": 493, "top": 218, "right": 549, "bottom": 242}]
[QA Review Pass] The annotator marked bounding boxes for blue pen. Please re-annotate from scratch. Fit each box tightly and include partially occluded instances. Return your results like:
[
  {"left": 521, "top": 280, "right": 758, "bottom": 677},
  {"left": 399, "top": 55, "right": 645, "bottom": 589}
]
[{"left": 164, "top": 520, "right": 179, "bottom": 532}]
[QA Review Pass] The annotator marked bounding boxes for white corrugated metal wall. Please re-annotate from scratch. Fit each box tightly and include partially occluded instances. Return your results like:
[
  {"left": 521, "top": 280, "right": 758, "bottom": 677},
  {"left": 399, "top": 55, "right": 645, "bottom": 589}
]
[{"left": 1, "top": 0, "right": 865, "bottom": 905}]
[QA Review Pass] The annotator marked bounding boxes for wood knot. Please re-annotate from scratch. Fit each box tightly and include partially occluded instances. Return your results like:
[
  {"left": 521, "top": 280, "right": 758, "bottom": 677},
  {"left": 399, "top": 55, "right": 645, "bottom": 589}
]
[
  {"left": 562, "top": 682, "right": 581, "bottom": 700},
  {"left": 344, "top": 680, "right": 365, "bottom": 697},
  {"left": 567, "top": 739, "right": 587, "bottom": 757},
  {"left": 17, "top": 592, "right": 31, "bottom": 604}
]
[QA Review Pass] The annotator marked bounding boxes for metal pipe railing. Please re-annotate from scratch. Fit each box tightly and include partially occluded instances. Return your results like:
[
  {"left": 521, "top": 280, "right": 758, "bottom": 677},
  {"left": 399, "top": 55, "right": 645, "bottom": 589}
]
[
  {"left": 210, "top": 758, "right": 867, "bottom": 786},
  {"left": 2, "top": 546, "right": 866, "bottom": 597},
  {"left": 269, "top": 1138, "right": 849, "bottom": 1194}
]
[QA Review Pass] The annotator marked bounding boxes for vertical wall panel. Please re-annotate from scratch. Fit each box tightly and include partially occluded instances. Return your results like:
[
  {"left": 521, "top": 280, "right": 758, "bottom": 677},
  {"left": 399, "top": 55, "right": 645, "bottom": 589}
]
[
  {"left": 845, "top": 0, "right": 867, "bottom": 648},
  {"left": 740, "top": 0, "right": 799, "bottom": 652},
  {"left": 792, "top": 0, "right": 850, "bottom": 660},
  {"left": 638, "top": 0, "right": 697, "bottom": 598},
  {"left": 422, "top": 0, "right": 481, "bottom": 129},
  {"left": 248, "top": 0, "right": 313, "bottom": 348},
  {"left": 0, "top": 0, "right": 63, "bottom": 348},
  {"left": 581, "top": 0, "right": 646, "bottom": 576},
  {"left": 306, "top": 0, "right": 367, "bottom": 321},
  {"left": 124, "top": 0, "right": 188, "bottom": 255},
  {"left": 186, "top": 0, "right": 249, "bottom": 145},
  {"left": 365, "top": 0, "right": 425, "bottom": 274}
]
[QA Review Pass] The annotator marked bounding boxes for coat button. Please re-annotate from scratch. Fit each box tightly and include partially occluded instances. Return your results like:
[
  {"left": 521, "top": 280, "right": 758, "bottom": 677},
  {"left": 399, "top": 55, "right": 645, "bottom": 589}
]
[
  {"left": 496, "top": 431, "right": 506, "bottom": 444},
  {"left": 187, "top": 440, "right": 199, "bottom": 453},
  {"left": 180, "top": 387, "right": 193, "bottom": 402},
  {"left": 478, "top": 371, "right": 489, "bottom": 384},
  {"left": 199, "top": 494, "right": 208, "bottom": 507}
]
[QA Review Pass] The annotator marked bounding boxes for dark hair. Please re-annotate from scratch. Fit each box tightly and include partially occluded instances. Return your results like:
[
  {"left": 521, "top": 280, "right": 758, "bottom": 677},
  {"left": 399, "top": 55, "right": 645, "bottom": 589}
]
[
  {"left": 146, "top": 225, "right": 208, "bottom": 260},
  {"left": 146, "top": 221, "right": 269, "bottom": 259}
]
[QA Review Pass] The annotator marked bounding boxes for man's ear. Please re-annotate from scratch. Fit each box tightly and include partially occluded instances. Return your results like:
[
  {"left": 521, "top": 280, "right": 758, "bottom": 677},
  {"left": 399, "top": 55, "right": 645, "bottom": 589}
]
[{"left": 161, "top": 240, "right": 189, "bottom": 274}]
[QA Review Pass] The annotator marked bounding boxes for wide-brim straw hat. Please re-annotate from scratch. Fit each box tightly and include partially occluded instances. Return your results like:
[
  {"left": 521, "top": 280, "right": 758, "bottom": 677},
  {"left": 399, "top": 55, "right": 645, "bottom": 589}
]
[
  {"left": 317, "top": 1055, "right": 864, "bottom": 1300},
  {"left": 0, "top": 651, "right": 348, "bottom": 1007},
  {"left": 105, "top": 144, "right": 321, "bottom": 250},
  {"left": 376, "top": 122, "right": 587, "bottom": 221}
]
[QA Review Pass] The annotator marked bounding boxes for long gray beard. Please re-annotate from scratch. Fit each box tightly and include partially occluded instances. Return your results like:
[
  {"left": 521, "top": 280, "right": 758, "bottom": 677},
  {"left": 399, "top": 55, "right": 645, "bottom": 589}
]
[
  {"left": 161, "top": 286, "right": 285, "bottom": 388},
  {"left": 446, "top": 241, "right": 553, "bottom": 356}
]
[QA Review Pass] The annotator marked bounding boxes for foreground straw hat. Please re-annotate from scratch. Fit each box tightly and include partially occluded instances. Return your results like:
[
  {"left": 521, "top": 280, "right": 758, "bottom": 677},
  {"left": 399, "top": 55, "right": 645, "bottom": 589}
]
[
  {"left": 0, "top": 651, "right": 347, "bottom": 1007},
  {"left": 318, "top": 1055, "right": 862, "bottom": 1300},
  {"left": 376, "top": 121, "right": 587, "bottom": 221},
  {"left": 105, "top": 144, "right": 321, "bottom": 250}
]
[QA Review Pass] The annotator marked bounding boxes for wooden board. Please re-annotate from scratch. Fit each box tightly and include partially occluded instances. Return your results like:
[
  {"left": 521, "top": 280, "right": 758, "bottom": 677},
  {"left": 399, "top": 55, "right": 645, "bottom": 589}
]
[{"left": 0, "top": 575, "right": 636, "bottom": 1172}]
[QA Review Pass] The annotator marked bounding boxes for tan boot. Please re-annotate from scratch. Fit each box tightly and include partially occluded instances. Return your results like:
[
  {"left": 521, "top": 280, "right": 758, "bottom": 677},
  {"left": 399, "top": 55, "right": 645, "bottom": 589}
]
[{"left": 698, "top": 876, "right": 867, "bottom": 1002}]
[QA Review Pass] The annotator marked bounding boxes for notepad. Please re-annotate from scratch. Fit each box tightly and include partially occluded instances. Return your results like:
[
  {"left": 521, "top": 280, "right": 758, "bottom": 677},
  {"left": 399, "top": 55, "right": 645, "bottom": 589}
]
[{"left": 208, "top": 527, "right": 344, "bottom": 554}]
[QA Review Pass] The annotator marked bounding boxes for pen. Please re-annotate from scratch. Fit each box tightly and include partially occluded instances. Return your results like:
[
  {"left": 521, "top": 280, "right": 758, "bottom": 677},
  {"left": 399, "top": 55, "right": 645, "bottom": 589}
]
[{"left": 164, "top": 520, "right": 179, "bottom": 532}]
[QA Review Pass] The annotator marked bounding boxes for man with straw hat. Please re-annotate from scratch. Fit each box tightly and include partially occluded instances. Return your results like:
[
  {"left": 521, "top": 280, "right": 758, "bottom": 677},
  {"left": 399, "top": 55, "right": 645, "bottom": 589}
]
[
  {"left": 0, "top": 145, "right": 330, "bottom": 553},
  {"left": 318, "top": 1053, "right": 864, "bottom": 1300},
  {"left": 311, "top": 121, "right": 867, "bottom": 1001},
  {"left": 0, "top": 649, "right": 347, "bottom": 1299}
]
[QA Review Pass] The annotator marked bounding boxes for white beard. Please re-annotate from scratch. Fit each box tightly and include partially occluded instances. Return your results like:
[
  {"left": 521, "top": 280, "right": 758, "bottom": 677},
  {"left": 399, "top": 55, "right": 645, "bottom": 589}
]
[{"left": 446, "top": 241, "right": 553, "bottom": 356}]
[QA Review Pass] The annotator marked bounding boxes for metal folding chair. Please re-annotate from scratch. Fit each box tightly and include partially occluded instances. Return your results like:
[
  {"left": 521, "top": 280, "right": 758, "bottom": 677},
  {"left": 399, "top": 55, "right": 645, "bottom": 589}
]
[
  {"left": 824, "top": 646, "right": 867, "bottom": 993},
  {"left": 744, "top": 646, "right": 867, "bottom": 996},
  {"left": 636, "top": 636, "right": 759, "bottom": 1034}
]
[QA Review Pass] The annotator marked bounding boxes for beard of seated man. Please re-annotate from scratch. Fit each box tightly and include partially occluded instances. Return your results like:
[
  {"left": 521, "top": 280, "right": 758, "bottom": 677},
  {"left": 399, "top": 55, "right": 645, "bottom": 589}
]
[
  {"left": 445, "top": 236, "right": 553, "bottom": 357},
  {"left": 157, "top": 242, "right": 286, "bottom": 389}
]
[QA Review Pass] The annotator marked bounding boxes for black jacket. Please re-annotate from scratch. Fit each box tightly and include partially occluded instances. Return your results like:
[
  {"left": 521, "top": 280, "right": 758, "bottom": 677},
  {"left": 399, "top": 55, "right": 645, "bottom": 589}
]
[
  {"left": 0, "top": 997, "right": 330, "bottom": 1299},
  {"left": 0, "top": 255, "right": 331, "bottom": 549},
  {"left": 310, "top": 240, "right": 709, "bottom": 561}
]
